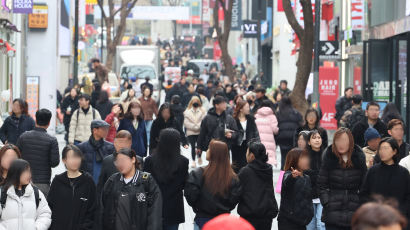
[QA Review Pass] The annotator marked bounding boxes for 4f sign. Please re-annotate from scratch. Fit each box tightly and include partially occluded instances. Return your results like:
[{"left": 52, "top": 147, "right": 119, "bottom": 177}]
[{"left": 242, "top": 20, "right": 258, "bottom": 38}]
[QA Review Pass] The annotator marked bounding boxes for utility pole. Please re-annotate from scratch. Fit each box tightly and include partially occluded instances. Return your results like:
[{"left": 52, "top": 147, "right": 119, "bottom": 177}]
[
  {"left": 100, "top": 0, "right": 104, "bottom": 63},
  {"left": 257, "top": 0, "right": 262, "bottom": 74},
  {"left": 73, "top": 0, "right": 79, "bottom": 86},
  {"left": 312, "top": 0, "right": 321, "bottom": 105}
]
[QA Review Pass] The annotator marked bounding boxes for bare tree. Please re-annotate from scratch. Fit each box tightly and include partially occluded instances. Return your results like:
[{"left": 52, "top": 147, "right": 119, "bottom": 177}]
[
  {"left": 213, "top": 0, "right": 234, "bottom": 80},
  {"left": 282, "top": 0, "right": 314, "bottom": 114},
  {"left": 97, "top": 0, "right": 138, "bottom": 70},
  {"left": 167, "top": 0, "right": 181, "bottom": 41}
]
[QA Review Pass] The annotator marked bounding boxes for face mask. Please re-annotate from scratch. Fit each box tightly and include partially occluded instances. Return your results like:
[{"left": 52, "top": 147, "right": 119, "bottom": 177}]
[
  {"left": 193, "top": 103, "right": 199, "bottom": 108},
  {"left": 247, "top": 100, "right": 253, "bottom": 105}
]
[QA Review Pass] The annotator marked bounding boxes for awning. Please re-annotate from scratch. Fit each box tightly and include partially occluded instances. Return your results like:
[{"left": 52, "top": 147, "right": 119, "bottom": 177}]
[{"left": 0, "top": 19, "right": 20, "bottom": 32}]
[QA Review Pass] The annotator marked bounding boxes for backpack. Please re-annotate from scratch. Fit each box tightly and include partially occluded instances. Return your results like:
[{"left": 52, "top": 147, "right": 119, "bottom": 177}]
[
  {"left": 347, "top": 107, "right": 365, "bottom": 129},
  {"left": 0, "top": 185, "right": 40, "bottom": 211}
]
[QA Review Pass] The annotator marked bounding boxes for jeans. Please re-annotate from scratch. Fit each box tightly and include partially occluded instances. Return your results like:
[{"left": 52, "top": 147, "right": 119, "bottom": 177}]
[
  {"left": 307, "top": 203, "right": 326, "bottom": 230},
  {"left": 195, "top": 217, "right": 211, "bottom": 229},
  {"left": 34, "top": 183, "right": 50, "bottom": 197},
  {"left": 145, "top": 120, "right": 153, "bottom": 146},
  {"left": 163, "top": 224, "right": 179, "bottom": 230},
  {"left": 188, "top": 135, "right": 199, "bottom": 160}
]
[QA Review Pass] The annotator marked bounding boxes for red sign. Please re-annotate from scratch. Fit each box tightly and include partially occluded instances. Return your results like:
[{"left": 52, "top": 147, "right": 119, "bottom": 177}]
[
  {"left": 277, "top": 0, "right": 284, "bottom": 12},
  {"left": 213, "top": 40, "right": 221, "bottom": 60},
  {"left": 319, "top": 66, "right": 339, "bottom": 130},
  {"left": 353, "top": 67, "right": 362, "bottom": 94}
]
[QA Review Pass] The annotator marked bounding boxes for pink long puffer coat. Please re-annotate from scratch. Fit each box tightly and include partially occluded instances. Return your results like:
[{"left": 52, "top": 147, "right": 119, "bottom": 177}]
[{"left": 255, "top": 107, "right": 279, "bottom": 166}]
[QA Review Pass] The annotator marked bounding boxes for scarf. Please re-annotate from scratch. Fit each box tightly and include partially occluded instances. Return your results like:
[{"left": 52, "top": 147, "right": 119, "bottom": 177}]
[{"left": 89, "top": 135, "right": 105, "bottom": 163}]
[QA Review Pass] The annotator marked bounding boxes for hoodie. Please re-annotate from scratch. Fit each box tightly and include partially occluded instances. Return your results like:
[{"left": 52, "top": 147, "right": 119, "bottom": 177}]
[{"left": 238, "top": 160, "right": 279, "bottom": 220}]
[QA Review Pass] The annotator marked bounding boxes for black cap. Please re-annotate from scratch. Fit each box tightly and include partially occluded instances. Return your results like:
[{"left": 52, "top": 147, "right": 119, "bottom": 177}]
[{"left": 91, "top": 120, "right": 110, "bottom": 129}]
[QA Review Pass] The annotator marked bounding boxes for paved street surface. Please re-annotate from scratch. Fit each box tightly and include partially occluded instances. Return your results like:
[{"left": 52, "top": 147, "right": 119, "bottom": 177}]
[{"left": 52, "top": 133, "right": 281, "bottom": 230}]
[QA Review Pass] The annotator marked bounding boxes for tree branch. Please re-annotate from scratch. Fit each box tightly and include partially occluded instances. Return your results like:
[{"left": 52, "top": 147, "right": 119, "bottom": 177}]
[
  {"left": 301, "top": 0, "right": 314, "bottom": 32},
  {"left": 126, "top": 0, "right": 138, "bottom": 15},
  {"left": 282, "top": 0, "right": 304, "bottom": 40}
]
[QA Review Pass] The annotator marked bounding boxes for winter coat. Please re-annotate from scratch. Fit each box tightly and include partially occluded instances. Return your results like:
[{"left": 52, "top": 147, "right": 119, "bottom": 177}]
[
  {"left": 362, "top": 146, "right": 377, "bottom": 168},
  {"left": 104, "top": 112, "right": 118, "bottom": 143},
  {"left": 139, "top": 96, "right": 158, "bottom": 121},
  {"left": 360, "top": 163, "right": 410, "bottom": 219},
  {"left": 317, "top": 145, "right": 367, "bottom": 227},
  {"left": 340, "top": 105, "right": 365, "bottom": 129},
  {"left": 100, "top": 171, "right": 162, "bottom": 230},
  {"left": 61, "top": 96, "right": 79, "bottom": 126},
  {"left": 238, "top": 160, "right": 278, "bottom": 220},
  {"left": 68, "top": 107, "right": 101, "bottom": 144},
  {"left": 16, "top": 127, "right": 60, "bottom": 184},
  {"left": 165, "top": 83, "right": 188, "bottom": 102},
  {"left": 184, "top": 107, "right": 207, "bottom": 136},
  {"left": 252, "top": 96, "right": 275, "bottom": 114},
  {"left": 48, "top": 172, "right": 96, "bottom": 230},
  {"left": 184, "top": 167, "right": 241, "bottom": 219},
  {"left": 335, "top": 96, "right": 352, "bottom": 121},
  {"left": 0, "top": 114, "right": 35, "bottom": 145},
  {"left": 305, "top": 148, "right": 323, "bottom": 199},
  {"left": 170, "top": 104, "right": 185, "bottom": 131},
  {"left": 276, "top": 108, "right": 302, "bottom": 148},
  {"left": 144, "top": 155, "right": 189, "bottom": 225},
  {"left": 278, "top": 171, "right": 314, "bottom": 226},
  {"left": 255, "top": 107, "right": 279, "bottom": 166},
  {"left": 351, "top": 117, "right": 388, "bottom": 147},
  {"left": 95, "top": 100, "right": 113, "bottom": 120},
  {"left": 235, "top": 114, "right": 260, "bottom": 146},
  {"left": 294, "top": 125, "right": 328, "bottom": 149},
  {"left": 197, "top": 108, "right": 239, "bottom": 151},
  {"left": 118, "top": 118, "right": 147, "bottom": 157},
  {"left": 0, "top": 184, "right": 51, "bottom": 230},
  {"left": 149, "top": 117, "right": 187, "bottom": 151},
  {"left": 182, "top": 92, "right": 201, "bottom": 108}
]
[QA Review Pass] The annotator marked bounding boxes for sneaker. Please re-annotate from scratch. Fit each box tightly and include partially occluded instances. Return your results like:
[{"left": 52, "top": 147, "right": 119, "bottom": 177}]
[
  {"left": 197, "top": 157, "right": 203, "bottom": 166},
  {"left": 191, "top": 161, "right": 197, "bottom": 168}
]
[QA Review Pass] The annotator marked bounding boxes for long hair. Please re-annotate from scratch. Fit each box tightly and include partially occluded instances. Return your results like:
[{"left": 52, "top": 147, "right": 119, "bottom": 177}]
[
  {"left": 278, "top": 96, "right": 293, "bottom": 115},
  {"left": 284, "top": 148, "right": 309, "bottom": 171},
  {"left": 11, "top": 98, "right": 28, "bottom": 115},
  {"left": 158, "top": 103, "right": 174, "bottom": 122},
  {"left": 124, "top": 89, "right": 136, "bottom": 102},
  {"left": 98, "top": 90, "right": 109, "bottom": 104},
  {"left": 377, "top": 137, "right": 400, "bottom": 164},
  {"left": 381, "top": 102, "right": 402, "bottom": 122},
  {"left": 125, "top": 101, "right": 144, "bottom": 121},
  {"left": 2, "top": 159, "right": 30, "bottom": 190},
  {"left": 233, "top": 100, "right": 247, "bottom": 119},
  {"left": 332, "top": 128, "right": 355, "bottom": 168},
  {"left": 186, "top": 96, "right": 202, "bottom": 110},
  {"left": 152, "top": 128, "right": 181, "bottom": 183},
  {"left": 0, "top": 144, "right": 21, "bottom": 179},
  {"left": 304, "top": 108, "right": 320, "bottom": 128},
  {"left": 203, "top": 140, "right": 237, "bottom": 196}
]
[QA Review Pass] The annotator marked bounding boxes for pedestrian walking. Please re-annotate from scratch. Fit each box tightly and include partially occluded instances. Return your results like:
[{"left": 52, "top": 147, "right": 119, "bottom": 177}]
[
  {"left": 117, "top": 101, "right": 147, "bottom": 157},
  {"left": 339, "top": 94, "right": 364, "bottom": 129},
  {"left": 121, "top": 88, "right": 139, "bottom": 114},
  {"left": 252, "top": 87, "right": 274, "bottom": 114},
  {"left": 0, "top": 98, "right": 35, "bottom": 145},
  {"left": 335, "top": 87, "right": 353, "bottom": 126},
  {"left": 0, "top": 159, "right": 51, "bottom": 230},
  {"left": 276, "top": 96, "right": 303, "bottom": 169},
  {"left": 232, "top": 100, "right": 260, "bottom": 172},
  {"left": 104, "top": 104, "right": 124, "bottom": 143},
  {"left": 68, "top": 94, "right": 101, "bottom": 145},
  {"left": 170, "top": 95, "right": 185, "bottom": 131},
  {"left": 296, "top": 131, "right": 310, "bottom": 150},
  {"left": 95, "top": 91, "right": 113, "bottom": 120},
  {"left": 139, "top": 87, "right": 158, "bottom": 146},
  {"left": 381, "top": 102, "right": 403, "bottom": 125},
  {"left": 185, "top": 140, "right": 241, "bottom": 229},
  {"left": 61, "top": 88, "right": 79, "bottom": 142},
  {"left": 238, "top": 141, "right": 278, "bottom": 230},
  {"left": 318, "top": 128, "right": 367, "bottom": 230},
  {"left": 0, "top": 145, "right": 20, "bottom": 183},
  {"left": 184, "top": 96, "right": 207, "bottom": 168},
  {"left": 360, "top": 137, "right": 410, "bottom": 221},
  {"left": 305, "top": 130, "right": 325, "bottom": 230},
  {"left": 150, "top": 103, "right": 188, "bottom": 152},
  {"left": 47, "top": 145, "right": 96, "bottom": 230},
  {"left": 196, "top": 86, "right": 210, "bottom": 112},
  {"left": 100, "top": 148, "right": 162, "bottom": 230},
  {"left": 362, "top": 128, "right": 381, "bottom": 168},
  {"left": 17, "top": 109, "right": 60, "bottom": 196},
  {"left": 77, "top": 120, "right": 115, "bottom": 183},
  {"left": 144, "top": 128, "right": 189, "bottom": 230},
  {"left": 278, "top": 148, "right": 314, "bottom": 230},
  {"left": 182, "top": 83, "right": 201, "bottom": 108},
  {"left": 295, "top": 108, "right": 328, "bottom": 149}
]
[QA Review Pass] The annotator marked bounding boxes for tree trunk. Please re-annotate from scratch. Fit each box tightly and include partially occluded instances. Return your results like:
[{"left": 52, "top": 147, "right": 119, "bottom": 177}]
[
  {"left": 105, "top": 19, "right": 115, "bottom": 70},
  {"left": 218, "top": 36, "right": 234, "bottom": 80}
]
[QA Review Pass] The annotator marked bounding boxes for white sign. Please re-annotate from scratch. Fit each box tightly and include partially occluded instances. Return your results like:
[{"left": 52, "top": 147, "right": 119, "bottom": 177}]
[
  {"left": 130, "top": 6, "right": 189, "bottom": 20},
  {"left": 296, "top": 0, "right": 315, "bottom": 28},
  {"left": 351, "top": 0, "right": 364, "bottom": 30},
  {"left": 202, "top": 0, "right": 210, "bottom": 21}
]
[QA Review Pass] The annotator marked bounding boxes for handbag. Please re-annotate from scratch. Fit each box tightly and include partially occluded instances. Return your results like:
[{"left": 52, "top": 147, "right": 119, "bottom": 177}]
[{"left": 275, "top": 170, "right": 285, "bottom": 193}]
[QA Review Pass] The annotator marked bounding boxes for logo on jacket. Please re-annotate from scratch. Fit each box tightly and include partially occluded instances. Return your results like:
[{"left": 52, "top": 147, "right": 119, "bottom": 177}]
[
  {"left": 136, "top": 192, "right": 146, "bottom": 202},
  {"left": 80, "top": 198, "right": 88, "bottom": 201}
]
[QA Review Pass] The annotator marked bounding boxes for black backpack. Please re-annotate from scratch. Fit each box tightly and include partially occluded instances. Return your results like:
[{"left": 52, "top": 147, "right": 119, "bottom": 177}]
[
  {"left": 0, "top": 185, "right": 40, "bottom": 210},
  {"left": 347, "top": 107, "right": 365, "bottom": 129}
]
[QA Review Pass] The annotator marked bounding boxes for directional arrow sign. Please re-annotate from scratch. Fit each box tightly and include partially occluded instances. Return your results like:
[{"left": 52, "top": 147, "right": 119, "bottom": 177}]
[{"left": 319, "top": 41, "right": 339, "bottom": 59}]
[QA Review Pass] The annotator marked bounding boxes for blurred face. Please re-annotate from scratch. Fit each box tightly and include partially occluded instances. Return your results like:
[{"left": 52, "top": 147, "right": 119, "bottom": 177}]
[
  {"left": 256, "top": 92, "right": 263, "bottom": 99},
  {"left": 12, "top": 102, "right": 22, "bottom": 114},
  {"left": 366, "top": 105, "right": 380, "bottom": 120},
  {"left": 298, "top": 155, "right": 310, "bottom": 171},
  {"left": 298, "top": 136, "right": 307, "bottom": 149},
  {"left": 240, "top": 103, "right": 250, "bottom": 115},
  {"left": 131, "top": 106, "right": 141, "bottom": 118},
  {"left": 63, "top": 150, "right": 82, "bottom": 172},
  {"left": 114, "top": 137, "right": 132, "bottom": 152},
  {"left": 226, "top": 86, "right": 232, "bottom": 93},
  {"left": 128, "top": 89, "right": 135, "bottom": 97},
  {"left": 188, "top": 84, "right": 195, "bottom": 93},
  {"left": 20, "top": 168, "right": 31, "bottom": 186},
  {"left": 79, "top": 98, "right": 90, "bottom": 108},
  {"left": 276, "top": 93, "right": 282, "bottom": 102},
  {"left": 309, "top": 133, "right": 322, "bottom": 150},
  {"left": 379, "top": 142, "right": 397, "bottom": 163},
  {"left": 1, "top": 149, "right": 19, "bottom": 173},
  {"left": 70, "top": 88, "right": 77, "bottom": 98},
  {"left": 345, "top": 89, "right": 353, "bottom": 98},
  {"left": 280, "top": 83, "right": 287, "bottom": 90},
  {"left": 378, "top": 224, "right": 402, "bottom": 230},
  {"left": 161, "top": 108, "right": 171, "bottom": 121},
  {"left": 306, "top": 112, "right": 318, "bottom": 126},
  {"left": 368, "top": 137, "right": 381, "bottom": 150},
  {"left": 114, "top": 154, "right": 135, "bottom": 175},
  {"left": 388, "top": 125, "right": 404, "bottom": 142},
  {"left": 143, "top": 88, "right": 151, "bottom": 97},
  {"left": 335, "top": 133, "right": 350, "bottom": 154},
  {"left": 93, "top": 127, "right": 109, "bottom": 139},
  {"left": 215, "top": 101, "right": 227, "bottom": 112}
]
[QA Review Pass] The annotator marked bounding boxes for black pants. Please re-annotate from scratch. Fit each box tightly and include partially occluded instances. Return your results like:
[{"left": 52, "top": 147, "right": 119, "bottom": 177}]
[
  {"left": 231, "top": 141, "right": 248, "bottom": 173},
  {"left": 278, "top": 218, "right": 306, "bottom": 230},
  {"left": 325, "top": 225, "right": 351, "bottom": 230},
  {"left": 188, "top": 135, "right": 199, "bottom": 160},
  {"left": 246, "top": 218, "right": 272, "bottom": 230},
  {"left": 279, "top": 145, "right": 292, "bottom": 170}
]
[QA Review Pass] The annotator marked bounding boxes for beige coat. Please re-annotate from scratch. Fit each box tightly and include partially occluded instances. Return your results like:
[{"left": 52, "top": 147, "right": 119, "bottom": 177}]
[
  {"left": 68, "top": 106, "right": 101, "bottom": 144},
  {"left": 184, "top": 107, "right": 206, "bottom": 136},
  {"left": 362, "top": 146, "right": 376, "bottom": 168}
]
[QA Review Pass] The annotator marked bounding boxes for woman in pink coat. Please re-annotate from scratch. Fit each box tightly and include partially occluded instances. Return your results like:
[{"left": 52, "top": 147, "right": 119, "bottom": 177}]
[{"left": 255, "top": 103, "right": 279, "bottom": 166}]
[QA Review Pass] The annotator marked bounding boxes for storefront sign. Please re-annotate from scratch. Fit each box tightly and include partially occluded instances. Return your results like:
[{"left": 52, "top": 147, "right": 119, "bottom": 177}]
[
  {"left": 28, "top": 4, "right": 48, "bottom": 29},
  {"left": 319, "top": 41, "right": 340, "bottom": 60},
  {"left": 231, "top": 0, "right": 241, "bottom": 31},
  {"left": 319, "top": 66, "right": 339, "bottom": 130},
  {"left": 164, "top": 67, "right": 181, "bottom": 84},
  {"left": 213, "top": 40, "right": 221, "bottom": 60},
  {"left": 13, "top": 0, "right": 33, "bottom": 14},
  {"left": 242, "top": 20, "right": 258, "bottom": 38},
  {"left": 26, "top": 76, "right": 39, "bottom": 119},
  {"left": 351, "top": 0, "right": 364, "bottom": 30}
]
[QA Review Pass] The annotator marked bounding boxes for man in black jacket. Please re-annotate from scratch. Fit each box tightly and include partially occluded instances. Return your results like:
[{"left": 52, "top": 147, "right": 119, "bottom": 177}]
[
  {"left": 78, "top": 120, "right": 115, "bottom": 183},
  {"left": 335, "top": 87, "right": 353, "bottom": 126},
  {"left": 352, "top": 101, "right": 388, "bottom": 147},
  {"left": 197, "top": 96, "right": 238, "bottom": 153},
  {"left": 252, "top": 87, "right": 274, "bottom": 114},
  {"left": 17, "top": 109, "right": 60, "bottom": 196}
]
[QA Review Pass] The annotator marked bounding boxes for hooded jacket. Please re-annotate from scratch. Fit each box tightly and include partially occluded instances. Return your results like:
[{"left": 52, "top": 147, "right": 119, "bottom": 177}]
[
  {"left": 238, "top": 160, "right": 278, "bottom": 220},
  {"left": 317, "top": 145, "right": 367, "bottom": 227},
  {"left": 47, "top": 172, "right": 96, "bottom": 230},
  {"left": 0, "top": 184, "right": 51, "bottom": 230},
  {"left": 255, "top": 107, "right": 279, "bottom": 166}
]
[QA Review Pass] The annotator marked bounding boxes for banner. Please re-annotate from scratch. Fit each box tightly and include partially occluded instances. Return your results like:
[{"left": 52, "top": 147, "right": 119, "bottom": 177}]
[
  {"left": 351, "top": 0, "right": 364, "bottom": 30},
  {"left": 231, "top": 0, "right": 242, "bottom": 31},
  {"left": 164, "top": 67, "right": 181, "bottom": 84},
  {"left": 213, "top": 40, "right": 221, "bottom": 60},
  {"left": 13, "top": 0, "right": 33, "bottom": 14},
  {"left": 26, "top": 76, "right": 39, "bottom": 119},
  {"left": 319, "top": 66, "right": 339, "bottom": 130}
]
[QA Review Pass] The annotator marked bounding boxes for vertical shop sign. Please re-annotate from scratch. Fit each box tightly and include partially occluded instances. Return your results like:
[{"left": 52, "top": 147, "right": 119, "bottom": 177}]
[
  {"left": 319, "top": 66, "right": 339, "bottom": 130},
  {"left": 13, "top": 0, "right": 32, "bottom": 13},
  {"left": 231, "top": 0, "right": 242, "bottom": 31},
  {"left": 26, "top": 76, "right": 39, "bottom": 119},
  {"left": 351, "top": 0, "right": 364, "bottom": 30}
]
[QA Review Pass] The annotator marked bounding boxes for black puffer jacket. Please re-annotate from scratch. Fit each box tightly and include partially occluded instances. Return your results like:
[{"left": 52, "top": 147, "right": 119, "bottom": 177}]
[
  {"left": 149, "top": 117, "right": 187, "bottom": 151},
  {"left": 238, "top": 160, "right": 278, "bottom": 220},
  {"left": 0, "top": 114, "right": 35, "bottom": 144},
  {"left": 61, "top": 96, "right": 79, "bottom": 126},
  {"left": 184, "top": 167, "right": 241, "bottom": 219},
  {"left": 305, "top": 148, "right": 323, "bottom": 199},
  {"left": 351, "top": 117, "right": 388, "bottom": 147},
  {"left": 317, "top": 145, "right": 367, "bottom": 227},
  {"left": 335, "top": 96, "right": 352, "bottom": 121},
  {"left": 16, "top": 127, "right": 60, "bottom": 184},
  {"left": 278, "top": 171, "right": 314, "bottom": 226},
  {"left": 276, "top": 109, "right": 302, "bottom": 147},
  {"left": 197, "top": 108, "right": 239, "bottom": 151}
]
